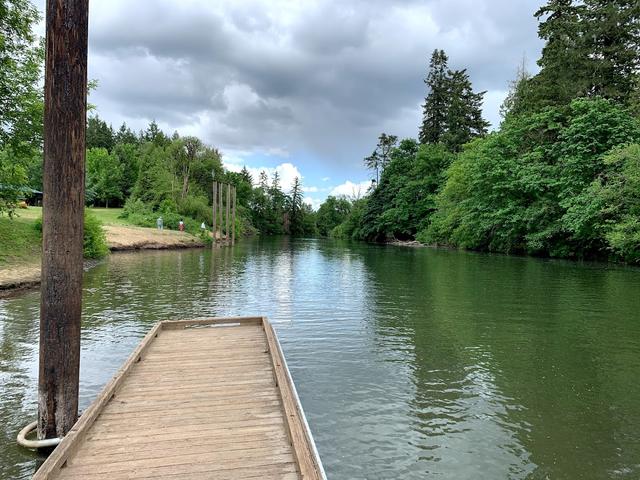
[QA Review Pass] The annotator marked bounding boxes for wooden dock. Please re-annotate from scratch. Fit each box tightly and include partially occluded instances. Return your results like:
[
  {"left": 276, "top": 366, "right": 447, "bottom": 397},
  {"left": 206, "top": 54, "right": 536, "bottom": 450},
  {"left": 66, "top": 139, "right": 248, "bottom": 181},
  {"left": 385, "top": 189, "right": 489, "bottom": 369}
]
[{"left": 33, "top": 317, "right": 325, "bottom": 480}]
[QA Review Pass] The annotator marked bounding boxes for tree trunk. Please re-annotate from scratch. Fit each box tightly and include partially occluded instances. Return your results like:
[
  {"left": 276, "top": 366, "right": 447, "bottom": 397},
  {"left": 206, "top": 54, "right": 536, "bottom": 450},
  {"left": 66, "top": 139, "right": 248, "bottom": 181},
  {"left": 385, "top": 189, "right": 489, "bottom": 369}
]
[{"left": 38, "top": 0, "right": 88, "bottom": 440}]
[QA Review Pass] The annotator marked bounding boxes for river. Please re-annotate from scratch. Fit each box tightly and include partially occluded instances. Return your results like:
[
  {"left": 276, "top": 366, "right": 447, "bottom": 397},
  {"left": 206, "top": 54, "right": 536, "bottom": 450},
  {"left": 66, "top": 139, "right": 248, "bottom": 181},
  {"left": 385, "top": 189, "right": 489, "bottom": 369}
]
[{"left": 1, "top": 237, "right": 639, "bottom": 479}]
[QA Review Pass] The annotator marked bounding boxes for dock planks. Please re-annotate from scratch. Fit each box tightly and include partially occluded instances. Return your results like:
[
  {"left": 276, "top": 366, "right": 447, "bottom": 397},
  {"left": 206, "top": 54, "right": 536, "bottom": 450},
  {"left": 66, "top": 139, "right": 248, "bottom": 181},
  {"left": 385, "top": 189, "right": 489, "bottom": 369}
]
[{"left": 33, "top": 317, "right": 325, "bottom": 480}]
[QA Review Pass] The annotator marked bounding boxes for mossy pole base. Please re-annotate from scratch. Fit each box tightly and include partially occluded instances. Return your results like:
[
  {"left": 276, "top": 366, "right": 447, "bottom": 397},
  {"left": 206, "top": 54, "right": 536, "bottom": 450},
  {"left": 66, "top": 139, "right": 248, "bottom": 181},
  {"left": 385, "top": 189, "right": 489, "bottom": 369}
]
[{"left": 38, "top": 0, "right": 88, "bottom": 441}]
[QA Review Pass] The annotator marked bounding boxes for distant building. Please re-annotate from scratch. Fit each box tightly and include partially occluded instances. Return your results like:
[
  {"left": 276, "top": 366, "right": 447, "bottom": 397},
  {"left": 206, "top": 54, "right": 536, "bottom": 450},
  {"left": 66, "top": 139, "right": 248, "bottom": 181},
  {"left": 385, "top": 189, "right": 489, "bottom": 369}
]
[{"left": 0, "top": 184, "right": 43, "bottom": 206}]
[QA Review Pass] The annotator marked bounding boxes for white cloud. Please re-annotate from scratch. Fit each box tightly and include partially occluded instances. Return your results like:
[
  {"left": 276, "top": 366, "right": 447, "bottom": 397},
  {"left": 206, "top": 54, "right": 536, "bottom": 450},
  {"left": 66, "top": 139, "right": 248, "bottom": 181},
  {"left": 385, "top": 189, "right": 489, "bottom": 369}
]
[
  {"left": 304, "top": 196, "right": 324, "bottom": 211},
  {"left": 222, "top": 159, "right": 304, "bottom": 193},
  {"left": 330, "top": 180, "right": 372, "bottom": 199}
]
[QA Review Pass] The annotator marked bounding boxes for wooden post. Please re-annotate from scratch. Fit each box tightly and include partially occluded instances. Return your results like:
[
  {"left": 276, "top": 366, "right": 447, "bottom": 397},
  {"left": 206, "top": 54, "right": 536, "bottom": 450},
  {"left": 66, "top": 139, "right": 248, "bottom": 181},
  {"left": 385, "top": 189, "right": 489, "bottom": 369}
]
[
  {"left": 38, "top": 0, "right": 89, "bottom": 440},
  {"left": 225, "top": 184, "right": 231, "bottom": 245},
  {"left": 218, "top": 182, "right": 223, "bottom": 243},
  {"left": 231, "top": 186, "right": 236, "bottom": 246},
  {"left": 212, "top": 181, "right": 217, "bottom": 246}
]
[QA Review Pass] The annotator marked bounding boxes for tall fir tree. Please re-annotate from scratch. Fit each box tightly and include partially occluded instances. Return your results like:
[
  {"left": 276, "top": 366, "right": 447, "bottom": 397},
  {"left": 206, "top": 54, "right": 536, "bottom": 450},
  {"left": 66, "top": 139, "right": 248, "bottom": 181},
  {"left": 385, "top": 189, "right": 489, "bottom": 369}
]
[
  {"left": 115, "top": 122, "right": 138, "bottom": 145},
  {"left": 442, "top": 69, "right": 490, "bottom": 152},
  {"left": 583, "top": 0, "right": 640, "bottom": 103},
  {"left": 287, "top": 177, "right": 305, "bottom": 236},
  {"left": 419, "top": 49, "right": 489, "bottom": 152},
  {"left": 532, "top": 0, "right": 587, "bottom": 107},
  {"left": 86, "top": 115, "right": 115, "bottom": 152},
  {"left": 419, "top": 49, "right": 450, "bottom": 144},
  {"left": 531, "top": 0, "right": 639, "bottom": 108}
]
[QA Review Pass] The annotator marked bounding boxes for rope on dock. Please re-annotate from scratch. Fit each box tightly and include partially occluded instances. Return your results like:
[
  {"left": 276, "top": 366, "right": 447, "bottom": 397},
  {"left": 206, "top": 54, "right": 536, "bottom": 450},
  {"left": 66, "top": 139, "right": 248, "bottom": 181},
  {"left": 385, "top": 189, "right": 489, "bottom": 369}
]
[{"left": 17, "top": 421, "right": 62, "bottom": 449}]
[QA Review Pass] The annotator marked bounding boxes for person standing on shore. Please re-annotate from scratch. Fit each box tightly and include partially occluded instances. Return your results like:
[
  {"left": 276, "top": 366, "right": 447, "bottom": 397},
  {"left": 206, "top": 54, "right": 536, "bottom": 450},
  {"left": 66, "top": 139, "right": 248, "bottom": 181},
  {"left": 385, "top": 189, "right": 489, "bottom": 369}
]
[
  {"left": 179, "top": 220, "right": 184, "bottom": 232},
  {"left": 157, "top": 217, "right": 163, "bottom": 231}
]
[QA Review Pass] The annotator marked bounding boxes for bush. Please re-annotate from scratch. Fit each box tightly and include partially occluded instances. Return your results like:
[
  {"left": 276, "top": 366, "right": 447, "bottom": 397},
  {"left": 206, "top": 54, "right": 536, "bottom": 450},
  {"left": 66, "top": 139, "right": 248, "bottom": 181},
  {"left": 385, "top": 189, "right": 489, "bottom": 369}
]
[
  {"left": 83, "top": 211, "right": 109, "bottom": 259},
  {"left": 34, "top": 210, "right": 109, "bottom": 259},
  {"left": 177, "top": 195, "right": 210, "bottom": 223}
]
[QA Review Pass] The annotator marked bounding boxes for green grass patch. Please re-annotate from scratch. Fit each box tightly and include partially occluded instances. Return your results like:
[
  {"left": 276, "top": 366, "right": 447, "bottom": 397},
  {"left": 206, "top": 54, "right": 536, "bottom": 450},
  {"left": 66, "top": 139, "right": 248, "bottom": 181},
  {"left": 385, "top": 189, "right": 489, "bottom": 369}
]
[
  {"left": 0, "top": 216, "right": 41, "bottom": 266},
  {"left": 1, "top": 207, "right": 111, "bottom": 265},
  {"left": 87, "top": 207, "right": 129, "bottom": 226},
  {"left": 10, "top": 206, "right": 130, "bottom": 227}
]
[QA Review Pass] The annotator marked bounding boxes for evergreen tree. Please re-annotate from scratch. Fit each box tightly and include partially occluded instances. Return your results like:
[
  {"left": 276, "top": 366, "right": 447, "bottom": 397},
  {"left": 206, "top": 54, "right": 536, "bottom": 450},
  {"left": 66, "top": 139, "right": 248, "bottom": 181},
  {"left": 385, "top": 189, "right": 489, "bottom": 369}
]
[
  {"left": 419, "top": 49, "right": 450, "bottom": 144},
  {"left": 87, "top": 115, "right": 115, "bottom": 151},
  {"left": 583, "top": 0, "right": 640, "bottom": 103},
  {"left": 442, "top": 69, "right": 490, "bottom": 152},
  {"left": 287, "top": 177, "right": 305, "bottom": 236},
  {"left": 240, "top": 166, "right": 253, "bottom": 186},
  {"left": 531, "top": 0, "right": 640, "bottom": 108},
  {"left": 532, "top": 0, "right": 588, "bottom": 107},
  {"left": 144, "top": 120, "right": 170, "bottom": 147},
  {"left": 115, "top": 122, "right": 138, "bottom": 145},
  {"left": 258, "top": 170, "right": 269, "bottom": 190}
]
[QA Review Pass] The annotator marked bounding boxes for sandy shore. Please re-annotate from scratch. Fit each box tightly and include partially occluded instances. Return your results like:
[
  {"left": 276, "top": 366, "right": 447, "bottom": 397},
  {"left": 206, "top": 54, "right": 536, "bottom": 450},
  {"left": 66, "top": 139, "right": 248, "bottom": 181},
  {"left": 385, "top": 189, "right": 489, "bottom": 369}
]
[
  {"left": 104, "top": 225, "right": 204, "bottom": 250},
  {"left": 0, "top": 225, "right": 204, "bottom": 296}
]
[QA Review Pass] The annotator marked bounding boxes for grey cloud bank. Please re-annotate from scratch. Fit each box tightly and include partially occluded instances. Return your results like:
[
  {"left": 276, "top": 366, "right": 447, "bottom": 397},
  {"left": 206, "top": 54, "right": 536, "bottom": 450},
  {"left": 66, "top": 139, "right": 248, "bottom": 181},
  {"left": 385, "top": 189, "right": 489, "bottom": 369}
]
[{"left": 35, "top": 0, "right": 544, "bottom": 184}]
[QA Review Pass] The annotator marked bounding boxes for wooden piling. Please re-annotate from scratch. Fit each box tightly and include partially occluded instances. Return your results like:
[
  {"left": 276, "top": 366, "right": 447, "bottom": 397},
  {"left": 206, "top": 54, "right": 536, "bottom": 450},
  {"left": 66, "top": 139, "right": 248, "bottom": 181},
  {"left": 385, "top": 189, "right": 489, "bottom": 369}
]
[
  {"left": 232, "top": 186, "right": 237, "bottom": 246},
  {"left": 226, "top": 184, "right": 231, "bottom": 245},
  {"left": 212, "top": 181, "right": 217, "bottom": 246},
  {"left": 38, "top": 0, "right": 89, "bottom": 440},
  {"left": 218, "top": 181, "right": 223, "bottom": 243}
]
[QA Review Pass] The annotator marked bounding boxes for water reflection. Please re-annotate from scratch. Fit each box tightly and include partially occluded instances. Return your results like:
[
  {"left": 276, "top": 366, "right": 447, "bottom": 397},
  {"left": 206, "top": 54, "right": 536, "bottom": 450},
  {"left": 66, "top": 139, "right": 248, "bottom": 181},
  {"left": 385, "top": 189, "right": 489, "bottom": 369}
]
[{"left": 0, "top": 238, "right": 639, "bottom": 479}]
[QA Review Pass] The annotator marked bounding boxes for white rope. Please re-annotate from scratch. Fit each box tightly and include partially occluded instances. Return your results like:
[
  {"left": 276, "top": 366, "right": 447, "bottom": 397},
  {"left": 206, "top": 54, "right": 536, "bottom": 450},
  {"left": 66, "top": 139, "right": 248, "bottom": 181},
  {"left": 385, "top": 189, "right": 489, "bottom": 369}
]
[{"left": 17, "top": 421, "right": 62, "bottom": 449}]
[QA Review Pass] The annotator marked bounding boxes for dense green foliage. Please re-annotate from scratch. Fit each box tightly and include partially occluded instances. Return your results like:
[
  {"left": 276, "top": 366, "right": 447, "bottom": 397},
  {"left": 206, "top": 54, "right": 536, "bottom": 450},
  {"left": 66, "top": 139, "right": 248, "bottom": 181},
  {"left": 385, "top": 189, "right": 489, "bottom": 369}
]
[
  {"left": 421, "top": 99, "right": 640, "bottom": 260},
  {"left": 82, "top": 211, "right": 109, "bottom": 258},
  {"left": 0, "top": 0, "right": 43, "bottom": 217},
  {"left": 316, "top": 196, "right": 351, "bottom": 236},
  {"left": 33, "top": 210, "right": 109, "bottom": 259},
  {"left": 325, "top": 0, "right": 640, "bottom": 263}
]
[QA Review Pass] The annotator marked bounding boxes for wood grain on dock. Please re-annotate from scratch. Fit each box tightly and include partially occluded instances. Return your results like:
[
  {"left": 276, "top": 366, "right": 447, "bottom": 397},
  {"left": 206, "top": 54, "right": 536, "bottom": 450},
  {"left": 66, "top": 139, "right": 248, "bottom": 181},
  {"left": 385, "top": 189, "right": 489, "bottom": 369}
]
[{"left": 33, "top": 317, "right": 325, "bottom": 480}]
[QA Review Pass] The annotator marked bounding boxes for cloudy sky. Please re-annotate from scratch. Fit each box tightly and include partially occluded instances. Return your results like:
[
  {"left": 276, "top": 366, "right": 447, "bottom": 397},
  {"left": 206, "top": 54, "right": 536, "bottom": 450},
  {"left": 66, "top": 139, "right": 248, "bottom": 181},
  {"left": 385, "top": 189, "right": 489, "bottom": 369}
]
[{"left": 35, "top": 0, "right": 543, "bottom": 207}]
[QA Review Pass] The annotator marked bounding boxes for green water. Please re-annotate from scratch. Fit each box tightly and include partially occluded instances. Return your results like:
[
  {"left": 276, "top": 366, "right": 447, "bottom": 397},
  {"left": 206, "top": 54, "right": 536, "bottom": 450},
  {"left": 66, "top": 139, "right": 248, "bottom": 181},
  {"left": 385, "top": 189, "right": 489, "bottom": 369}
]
[{"left": 1, "top": 237, "right": 639, "bottom": 479}]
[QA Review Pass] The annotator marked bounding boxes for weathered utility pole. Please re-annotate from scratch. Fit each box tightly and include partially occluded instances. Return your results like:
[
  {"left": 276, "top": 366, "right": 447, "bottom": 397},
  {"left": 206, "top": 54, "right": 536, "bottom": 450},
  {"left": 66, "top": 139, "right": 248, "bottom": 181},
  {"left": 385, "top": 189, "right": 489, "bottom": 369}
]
[
  {"left": 212, "top": 181, "right": 217, "bottom": 247},
  {"left": 225, "top": 184, "right": 231, "bottom": 245},
  {"left": 38, "top": 0, "right": 89, "bottom": 440},
  {"left": 231, "top": 186, "right": 236, "bottom": 246}
]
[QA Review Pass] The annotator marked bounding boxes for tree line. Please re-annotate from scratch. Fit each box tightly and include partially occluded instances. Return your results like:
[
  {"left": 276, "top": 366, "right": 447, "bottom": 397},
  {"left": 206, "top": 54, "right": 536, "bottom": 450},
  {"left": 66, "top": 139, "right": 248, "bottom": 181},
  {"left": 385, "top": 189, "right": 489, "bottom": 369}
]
[
  {"left": 320, "top": 0, "right": 640, "bottom": 264},
  {"left": 70, "top": 117, "right": 317, "bottom": 237},
  {"left": 0, "top": 0, "right": 315, "bottom": 237}
]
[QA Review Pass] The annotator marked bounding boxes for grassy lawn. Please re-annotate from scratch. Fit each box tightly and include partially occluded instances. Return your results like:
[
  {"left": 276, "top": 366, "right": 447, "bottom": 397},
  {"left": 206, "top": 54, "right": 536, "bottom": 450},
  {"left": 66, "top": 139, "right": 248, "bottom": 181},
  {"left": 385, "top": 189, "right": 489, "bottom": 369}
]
[
  {"left": 0, "top": 215, "right": 41, "bottom": 266},
  {"left": 0, "top": 207, "right": 130, "bottom": 268},
  {"left": 87, "top": 207, "right": 129, "bottom": 226},
  {"left": 7, "top": 206, "right": 129, "bottom": 226}
]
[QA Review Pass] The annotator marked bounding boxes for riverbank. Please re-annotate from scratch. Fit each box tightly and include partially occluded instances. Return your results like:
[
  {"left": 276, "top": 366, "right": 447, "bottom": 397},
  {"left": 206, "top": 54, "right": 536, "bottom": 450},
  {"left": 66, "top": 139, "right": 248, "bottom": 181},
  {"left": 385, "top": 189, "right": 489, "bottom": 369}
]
[{"left": 0, "top": 208, "right": 204, "bottom": 295}]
